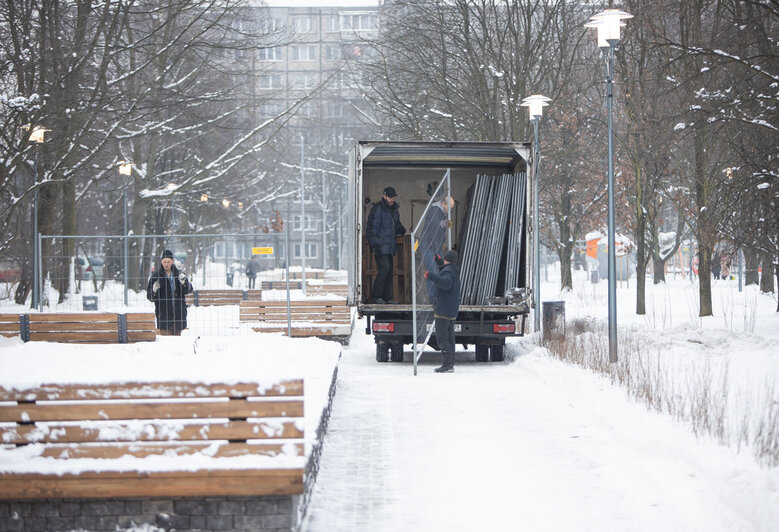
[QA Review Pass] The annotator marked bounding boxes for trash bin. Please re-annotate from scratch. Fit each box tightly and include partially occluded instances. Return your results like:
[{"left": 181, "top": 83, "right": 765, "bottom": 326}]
[
  {"left": 226, "top": 273, "right": 234, "bottom": 287},
  {"left": 82, "top": 295, "right": 98, "bottom": 311},
  {"left": 542, "top": 301, "right": 565, "bottom": 341},
  {"left": 590, "top": 270, "right": 599, "bottom": 284}
]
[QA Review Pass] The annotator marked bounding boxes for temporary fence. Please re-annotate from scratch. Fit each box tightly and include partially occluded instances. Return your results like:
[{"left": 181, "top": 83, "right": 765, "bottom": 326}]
[
  {"left": 411, "top": 170, "right": 452, "bottom": 375},
  {"left": 31, "top": 232, "right": 348, "bottom": 337},
  {"left": 458, "top": 173, "right": 527, "bottom": 305}
]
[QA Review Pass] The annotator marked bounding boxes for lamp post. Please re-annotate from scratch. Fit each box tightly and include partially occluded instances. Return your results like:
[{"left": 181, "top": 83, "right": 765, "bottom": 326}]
[
  {"left": 585, "top": 9, "right": 632, "bottom": 363},
  {"left": 23, "top": 125, "right": 49, "bottom": 310},
  {"left": 118, "top": 161, "right": 132, "bottom": 306},
  {"left": 521, "top": 95, "right": 551, "bottom": 333}
]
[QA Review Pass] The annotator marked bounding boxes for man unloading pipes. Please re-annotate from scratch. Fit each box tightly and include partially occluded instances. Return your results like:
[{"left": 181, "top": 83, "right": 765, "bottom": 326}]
[{"left": 425, "top": 249, "right": 460, "bottom": 373}]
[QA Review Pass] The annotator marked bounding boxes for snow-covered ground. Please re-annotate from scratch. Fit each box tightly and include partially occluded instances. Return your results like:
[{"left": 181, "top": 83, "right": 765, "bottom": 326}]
[
  {"left": 0, "top": 265, "right": 777, "bottom": 531},
  {"left": 302, "top": 268, "right": 778, "bottom": 531}
]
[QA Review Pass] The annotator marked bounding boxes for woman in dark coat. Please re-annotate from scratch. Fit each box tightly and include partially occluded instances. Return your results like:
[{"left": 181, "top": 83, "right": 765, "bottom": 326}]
[{"left": 146, "top": 249, "right": 193, "bottom": 335}]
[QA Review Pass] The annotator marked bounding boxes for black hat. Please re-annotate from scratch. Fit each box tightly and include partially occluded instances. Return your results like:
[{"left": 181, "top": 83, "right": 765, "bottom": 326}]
[
  {"left": 383, "top": 186, "right": 398, "bottom": 198},
  {"left": 161, "top": 249, "right": 174, "bottom": 260},
  {"left": 444, "top": 249, "right": 458, "bottom": 264}
]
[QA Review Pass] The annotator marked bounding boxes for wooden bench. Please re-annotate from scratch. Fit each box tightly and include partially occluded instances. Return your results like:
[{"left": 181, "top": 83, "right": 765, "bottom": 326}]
[
  {"left": 0, "top": 379, "right": 305, "bottom": 499},
  {"left": 0, "top": 313, "right": 20, "bottom": 338},
  {"left": 11, "top": 313, "right": 156, "bottom": 343},
  {"left": 261, "top": 280, "right": 303, "bottom": 290},
  {"left": 239, "top": 300, "right": 352, "bottom": 340},
  {"left": 306, "top": 284, "right": 348, "bottom": 297},
  {"left": 286, "top": 271, "right": 324, "bottom": 280},
  {"left": 185, "top": 289, "right": 262, "bottom": 307}
]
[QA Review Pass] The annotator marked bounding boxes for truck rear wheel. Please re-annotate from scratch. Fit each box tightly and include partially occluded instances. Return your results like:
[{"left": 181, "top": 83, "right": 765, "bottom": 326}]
[
  {"left": 490, "top": 344, "right": 505, "bottom": 362},
  {"left": 376, "top": 343, "right": 389, "bottom": 363},
  {"left": 475, "top": 344, "right": 489, "bottom": 362},
  {"left": 390, "top": 342, "right": 404, "bottom": 362}
]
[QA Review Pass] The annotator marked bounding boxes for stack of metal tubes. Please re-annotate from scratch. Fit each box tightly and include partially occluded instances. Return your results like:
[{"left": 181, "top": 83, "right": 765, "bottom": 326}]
[{"left": 458, "top": 173, "right": 527, "bottom": 305}]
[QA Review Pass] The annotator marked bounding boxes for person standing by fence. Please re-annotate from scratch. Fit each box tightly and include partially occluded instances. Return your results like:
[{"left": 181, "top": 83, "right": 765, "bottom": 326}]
[
  {"left": 147, "top": 249, "right": 193, "bottom": 336},
  {"left": 246, "top": 255, "right": 258, "bottom": 289},
  {"left": 425, "top": 249, "right": 460, "bottom": 373}
]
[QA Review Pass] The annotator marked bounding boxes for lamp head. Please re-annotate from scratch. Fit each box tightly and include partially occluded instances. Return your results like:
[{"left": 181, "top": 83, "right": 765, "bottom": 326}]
[
  {"left": 23, "top": 124, "right": 50, "bottom": 144},
  {"left": 521, "top": 95, "right": 551, "bottom": 121},
  {"left": 117, "top": 161, "right": 132, "bottom": 175},
  {"left": 586, "top": 9, "right": 632, "bottom": 48}
]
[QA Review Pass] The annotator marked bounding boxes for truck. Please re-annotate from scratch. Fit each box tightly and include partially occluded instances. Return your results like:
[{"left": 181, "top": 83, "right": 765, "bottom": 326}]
[{"left": 347, "top": 141, "right": 535, "bottom": 366}]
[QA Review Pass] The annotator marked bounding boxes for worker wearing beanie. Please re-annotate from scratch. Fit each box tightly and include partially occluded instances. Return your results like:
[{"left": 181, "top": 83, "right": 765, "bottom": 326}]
[{"left": 424, "top": 249, "right": 460, "bottom": 373}]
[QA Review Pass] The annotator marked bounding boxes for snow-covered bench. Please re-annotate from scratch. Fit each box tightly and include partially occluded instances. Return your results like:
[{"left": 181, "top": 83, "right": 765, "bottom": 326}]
[
  {"left": 185, "top": 289, "right": 262, "bottom": 307},
  {"left": 239, "top": 300, "right": 352, "bottom": 341},
  {"left": 7, "top": 312, "right": 156, "bottom": 343},
  {"left": 0, "top": 379, "right": 305, "bottom": 500}
]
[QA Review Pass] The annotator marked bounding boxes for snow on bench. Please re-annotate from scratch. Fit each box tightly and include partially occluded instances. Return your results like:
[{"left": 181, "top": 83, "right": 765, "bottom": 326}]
[
  {"left": 0, "top": 379, "right": 305, "bottom": 499},
  {"left": 239, "top": 300, "right": 352, "bottom": 341}
]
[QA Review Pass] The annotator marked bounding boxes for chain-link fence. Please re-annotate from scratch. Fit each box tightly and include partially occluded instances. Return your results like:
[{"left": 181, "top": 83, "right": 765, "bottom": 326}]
[{"left": 33, "top": 233, "right": 348, "bottom": 337}]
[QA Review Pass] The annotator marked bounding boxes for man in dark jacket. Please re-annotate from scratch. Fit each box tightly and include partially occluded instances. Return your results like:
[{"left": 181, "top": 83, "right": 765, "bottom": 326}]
[
  {"left": 366, "top": 186, "right": 406, "bottom": 303},
  {"left": 425, "top": 249, "right": 460, "bottom": 373},
  {"left": 246, "top": 255, "right": 258, "bottom": 289},
  {"left": 146, "top": 249, "right": 194, "bottom": 335}
]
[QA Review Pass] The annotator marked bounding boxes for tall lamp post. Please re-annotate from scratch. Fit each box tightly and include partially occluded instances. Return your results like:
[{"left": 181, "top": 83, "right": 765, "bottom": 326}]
[
  {"left": 521, "top": 95, "right": 551, "bottom": 333},
  {"left": 585, "top": 9, "right": 632, "bottom": 363},
  {"left": 23, "top": 124, "right": 49, "bottom": 310},
  {"left": 118, "top": 161, "right": 132, "bottom": 306}
]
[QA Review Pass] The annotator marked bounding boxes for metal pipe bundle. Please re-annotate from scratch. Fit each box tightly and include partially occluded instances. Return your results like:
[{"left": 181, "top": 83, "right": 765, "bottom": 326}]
[{"left": 459, "top": 173, "right": 527, "bottom": 305}]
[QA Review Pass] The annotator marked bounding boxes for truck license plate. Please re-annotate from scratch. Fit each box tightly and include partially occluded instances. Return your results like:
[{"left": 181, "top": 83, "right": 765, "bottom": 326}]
[{"left": 426, "top": 323, "right": 462, "bottom": 332}]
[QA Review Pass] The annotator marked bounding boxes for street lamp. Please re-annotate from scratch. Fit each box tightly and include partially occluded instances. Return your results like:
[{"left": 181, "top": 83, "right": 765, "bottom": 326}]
[
  {"left": 118, "top": 161, "right": 132, "bottom": 306},
  {"left": 585, "top": 9, "right": 632, "bottom": 363},
  {"left": 23, "top": 124, "right": 50, "bottom": 310},
  {"left": 521, "top": 94, "right": 551, "bottom": 333}
]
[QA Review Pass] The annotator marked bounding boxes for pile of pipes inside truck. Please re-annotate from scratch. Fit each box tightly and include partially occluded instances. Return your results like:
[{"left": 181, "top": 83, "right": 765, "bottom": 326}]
[{"left": 458, "top": 173, "right": 528, "bottom": 305}]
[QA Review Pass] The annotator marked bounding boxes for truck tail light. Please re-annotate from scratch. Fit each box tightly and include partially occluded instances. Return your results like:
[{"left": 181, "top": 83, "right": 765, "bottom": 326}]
[
  {"left": 373, "top": 322, "right": 395, "bottom": 333},
  {"left": 493, "top": 323, "right": 515, "bottom": 334}
]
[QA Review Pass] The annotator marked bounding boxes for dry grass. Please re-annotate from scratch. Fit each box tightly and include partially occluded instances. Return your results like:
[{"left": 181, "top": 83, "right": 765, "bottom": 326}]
[{"left": 542, "top": 319, "right": 778, "bottom": 467}]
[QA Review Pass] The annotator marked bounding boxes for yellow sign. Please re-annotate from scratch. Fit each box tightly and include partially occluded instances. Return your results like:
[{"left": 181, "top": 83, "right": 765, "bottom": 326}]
[{"left": 252, "top": 247, "right": 274, "bottom": 255}]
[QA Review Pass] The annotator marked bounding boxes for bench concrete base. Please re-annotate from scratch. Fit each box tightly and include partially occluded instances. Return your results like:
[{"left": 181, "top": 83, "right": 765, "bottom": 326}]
[{"left": 0, "top": 495, "right": 297, "bottom": 531}]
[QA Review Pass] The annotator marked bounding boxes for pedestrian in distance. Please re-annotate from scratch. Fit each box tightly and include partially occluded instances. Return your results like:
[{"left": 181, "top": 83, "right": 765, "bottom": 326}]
[
  {"left": 425, "top": 249, "right": 460, "bottom": 373},
  {"left": 146, "top": 249, "right": 193, "bottom": 336},
  {"left": 366, "top": 186, "right": 406, "bottom": 304},
  {"left": 246, "top": 255, "right": 258, "bottom": 289}
]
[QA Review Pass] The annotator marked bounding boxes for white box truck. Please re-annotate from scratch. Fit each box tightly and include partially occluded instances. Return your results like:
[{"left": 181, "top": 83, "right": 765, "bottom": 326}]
[{"left": 347, "top": 141, "right": 534, "bottom": 363}]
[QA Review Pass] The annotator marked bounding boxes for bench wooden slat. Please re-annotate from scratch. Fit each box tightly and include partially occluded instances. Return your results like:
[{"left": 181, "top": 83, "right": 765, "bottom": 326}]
[
  {"left": 0, "top": 380, "right": 304, "bottom": 401},
  {"left": 37, "top": 441, "right": 304, "bottom": 459},
  {"left": 29, "top": 322, "right": 119, "bottom": 332},
  {"left": 29, "top": 332, "right": 120, "bottom": 342},
  {"left": 28, "top": 313, "right": 118, "bottom": 322},
  {"left": 126, "top": 331, "right": 158, "bottom": 342},
  {"left": 0, "top": 314, "right": 20, "bottom": 321},
  {"left": 253, "top": 326, "right": 352, "bottom": 337},
  {"left": 0, "top": 400, "right": 303, "bottom": 423},
  {"left": 0, "top": 468, "right": 305, "bottom": 499},
  {"left": 6, "top": 420, "right": 303, "bottom": 444},
  {"left": 125, "top": 313, "right": 156, "bottom": 323},
  {"left": 0, "top": 322, "right": 19, "bottom": 332}
]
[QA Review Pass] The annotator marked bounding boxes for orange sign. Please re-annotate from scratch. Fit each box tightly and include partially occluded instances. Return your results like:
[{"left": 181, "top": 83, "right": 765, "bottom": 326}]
[{"left": 586, "top": 239, "right": 599, "bottom": 259}]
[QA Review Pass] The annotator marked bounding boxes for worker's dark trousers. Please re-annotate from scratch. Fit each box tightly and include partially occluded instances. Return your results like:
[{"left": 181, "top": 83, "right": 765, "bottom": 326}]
[
  {"left": 435, "top": 316, "right": 456, "bottom": 369},
  {"left": 373, "top": 253, "right": 394, "bottom": 301}
]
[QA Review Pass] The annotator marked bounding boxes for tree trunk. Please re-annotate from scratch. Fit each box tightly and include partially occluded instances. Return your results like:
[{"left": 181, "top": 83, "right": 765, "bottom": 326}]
[
  {"left": 698, "top": 244, "right": 713, "bottom": 316},
  {"left": 635, "top": 213, "right": 647, "bottom": 314},
  {"left": 652, "top": 255, "right": 666, "bottom": 284},
  {"left": 760, "top": 252, "right": 775, "bottom": 293},
  {"left": 560, "top": 242, "right": 573, "bottom": 291},
  {"left": 58, "top": 181, "right": 77, "bottom": 303},
  {"left": 744, "top": 247, "right": 759, "bottom": 285}
]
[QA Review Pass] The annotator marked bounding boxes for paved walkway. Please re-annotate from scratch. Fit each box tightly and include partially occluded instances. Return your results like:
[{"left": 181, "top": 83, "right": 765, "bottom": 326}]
[{"left": 302, "top": 324, "right": 770, "bottom": 531}]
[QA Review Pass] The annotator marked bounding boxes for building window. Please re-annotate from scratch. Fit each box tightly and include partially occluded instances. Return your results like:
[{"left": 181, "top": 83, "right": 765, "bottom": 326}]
[
  {"left": 293, "top": 243, "right": 319, "bottom": 259},
  {"left": 325, "top": 45, "right": 342, "bottom": 61},
  {"left": 291, "top": 45, "right": 316, "bottom": 61},
  {"left": 263, "top": 17, "right": 283, "bottom": 33},
  {"left": 325, "top": 15, "right": 340, "bottom": 33},
  {"left": 292, "top": 73, "right": 318, "bottom": 89},
  {"left": 293, "top": 215, "right": 319, "bottom": 231},
  {"left": 258, "top": 74, "right": 283, "bottom": 90},
  {"left": 259, "top": 101, "right": 283, "bottom": 116},
  {"left": 340, "top": 13, "right": 377, "bottom": 31},
  {"left": 291, "top": 17, "right": 313, "bottom": 33},
  {"left": 257, "top": 47, "right": 282, "bottom": 61},
  {"left": 325, "top": 101, "right": 344, "bottom": 118}
]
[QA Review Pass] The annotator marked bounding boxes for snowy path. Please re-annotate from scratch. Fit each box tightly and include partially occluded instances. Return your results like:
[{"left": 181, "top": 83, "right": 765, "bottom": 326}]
[{"left": 303, "top": 324, "right": 777, "bottom": 531}]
